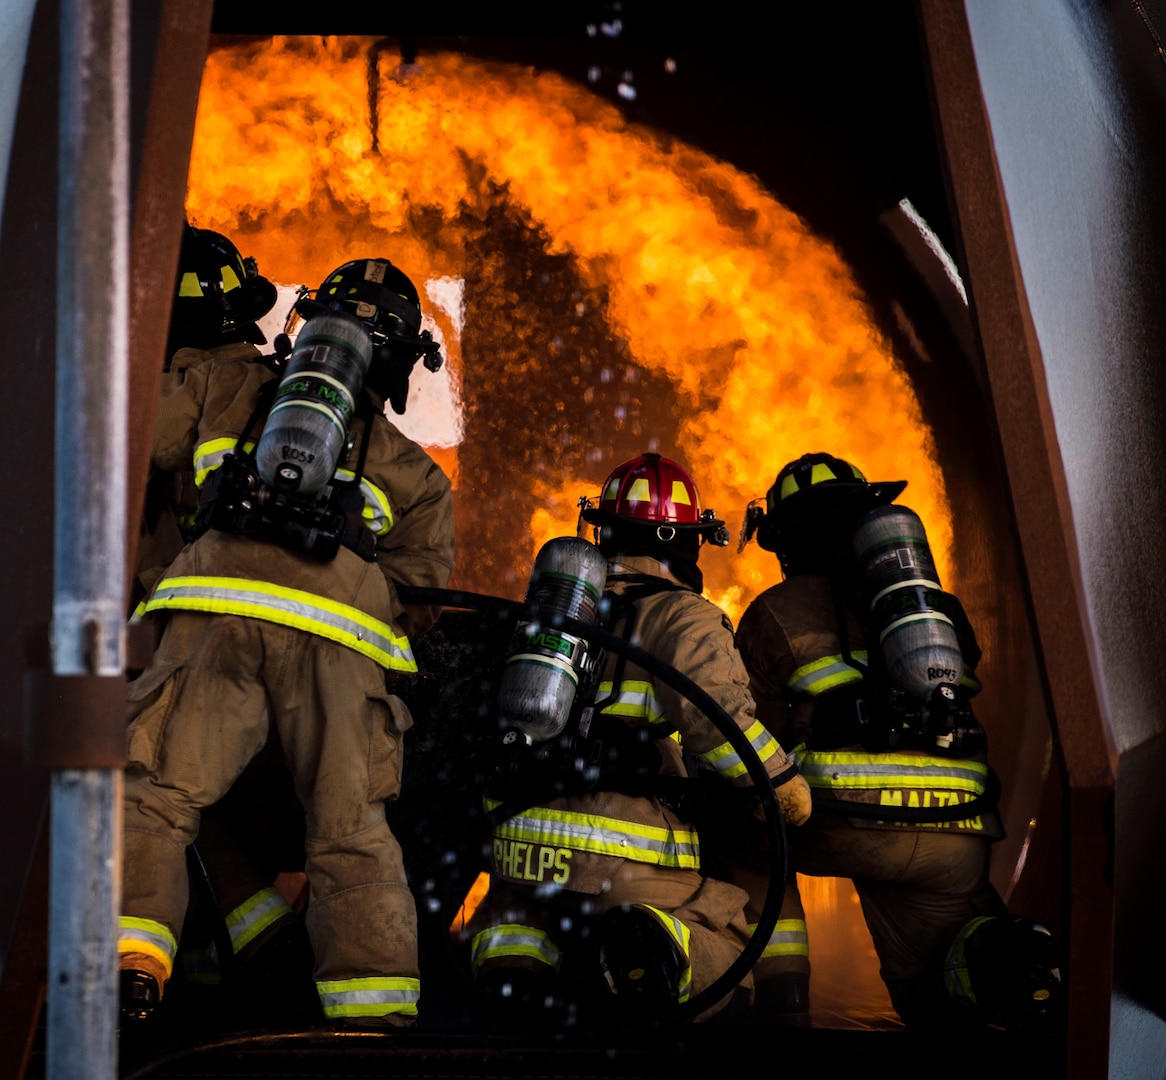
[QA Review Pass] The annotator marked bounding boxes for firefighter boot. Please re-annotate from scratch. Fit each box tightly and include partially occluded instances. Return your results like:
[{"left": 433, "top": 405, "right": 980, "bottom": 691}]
[
  {"left": 119, "top": 952, "right": 168, "bottom": 1023},
  {"left": 754, "top": 971, "right": 811, "bottom": 1028},
  {"left": 596, "top": 906, "right": 683, "bottom": 1009},
  {"left": 950, "top": 915, "right": 1064, "bottom": 1035}
]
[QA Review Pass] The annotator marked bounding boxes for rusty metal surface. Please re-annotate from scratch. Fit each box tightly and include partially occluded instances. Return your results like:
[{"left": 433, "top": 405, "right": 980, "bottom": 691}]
[{"left": 23, "top": 673, "right": 128, "bottom": 769}]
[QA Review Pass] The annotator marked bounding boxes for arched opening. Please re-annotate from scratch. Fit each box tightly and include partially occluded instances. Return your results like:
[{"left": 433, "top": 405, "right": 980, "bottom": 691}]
[{"left": 176, "top": 33, "right": 1059, "bottom": 1030}]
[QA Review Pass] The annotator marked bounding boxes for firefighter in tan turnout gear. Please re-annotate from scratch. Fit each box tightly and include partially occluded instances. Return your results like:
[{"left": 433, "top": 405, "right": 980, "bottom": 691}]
[
  {"left": 733, "top": 452, "right": 1062, "bottom": 1031},
  {"left": 468, "top": 453, "right": 811, "bottom": 1022},
  {"left": 118, "top": 255, "right": 455, "bottom": 1026}
]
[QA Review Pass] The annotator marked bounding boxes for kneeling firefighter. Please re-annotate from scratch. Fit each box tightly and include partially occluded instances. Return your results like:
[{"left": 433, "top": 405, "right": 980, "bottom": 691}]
[
  {"left": 119, "top": 256, "right": 455, "bottom": 1026},
  {"left": 467, "top": 452, "right": 812, "bottom": 1023},
  {"left": 731, "top": 452, "right": 1062, "bottom": 1031}
]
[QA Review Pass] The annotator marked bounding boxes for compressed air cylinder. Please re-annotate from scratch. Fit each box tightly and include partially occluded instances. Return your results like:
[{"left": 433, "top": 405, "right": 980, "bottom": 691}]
[
  {"left": 255, "top": 313, "right": 373, "bottom": 495},
  {"left": 853, "top": 504, "right": 964, "bottom": 700},
  {"left": 497, "top": 537, "right": 609, "bottom": 742}
]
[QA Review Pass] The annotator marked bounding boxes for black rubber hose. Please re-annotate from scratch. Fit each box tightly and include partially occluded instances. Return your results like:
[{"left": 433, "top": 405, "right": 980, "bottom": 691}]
[{"left": 396, "top": 584, "right": 787, "bottom": 1023}]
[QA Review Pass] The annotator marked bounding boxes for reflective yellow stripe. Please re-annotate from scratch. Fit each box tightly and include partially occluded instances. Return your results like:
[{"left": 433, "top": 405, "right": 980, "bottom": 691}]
[
  {"left": 178, "top": 271, "right": 203, "bottom": 298},
  {"left": 334, "top": 469, "right": 394, "bottom": 537},
  {"left": 486, "top": 800, "right": 699, "bottom": 869},
  {"left": 693, "top": 719, "right": 780, "bottom": 784},
  {"left": 471, "top": 923, "right": 562, "bottom": 975},
  {"left": 944, "top": 915, "right": 996, "bottom": 1006},
  {"left": 225, "top": 887, "right": 292, "bottom": 954},
  {"left": 642, "top": 904, "right": 693, "bottom": 1003},
  {"left": 193, "top": 437, "right": 255, "bottom": 488},
  {"left": 118, "top": 916, "right": 177, "bottom": 978},
  {"left": 144, "top": 575, "right": 416, "bottom": 672},
  {"left": 316, "top": 976, "right": 420, "bottom": 1018},
  {"left": 747, "top": 918, "right": 810, "bottom": 958},
  {"left": 597, "top": 679, "right": 667, "bottom": 726},
  {"left": 786, "top": 652, "right": 868, "bottom": 697},
  {"left": 791, "top": 747, "right": 988, "bottom": 794}
]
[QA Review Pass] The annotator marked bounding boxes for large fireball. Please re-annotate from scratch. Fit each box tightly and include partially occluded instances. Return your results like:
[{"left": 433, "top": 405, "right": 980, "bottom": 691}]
[{"left": 187, "top": 36, "right": 949, "bottom": 616}]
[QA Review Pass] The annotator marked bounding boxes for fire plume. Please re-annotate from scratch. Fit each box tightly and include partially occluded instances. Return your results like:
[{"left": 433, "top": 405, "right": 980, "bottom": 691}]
[{"left": 186, "top": 36, "right": 951, "bottom": 615}]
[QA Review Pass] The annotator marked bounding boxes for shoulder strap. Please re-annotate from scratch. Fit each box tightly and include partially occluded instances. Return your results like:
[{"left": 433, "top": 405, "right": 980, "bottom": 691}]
[{"left": 590, "top": 573, "right": 689, "bottom": 730}]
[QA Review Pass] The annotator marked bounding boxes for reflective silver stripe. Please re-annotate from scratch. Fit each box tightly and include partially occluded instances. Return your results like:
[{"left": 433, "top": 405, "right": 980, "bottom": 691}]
[
  {"left": 225, "top": 887, "right": 292, "bottom": 954},
  {"left": 642, "top": 905, "right": 692, "bottom": 1003},
  {"left": 597, "top": 680, "right": 666, "bottom": 725},
  {"left": 316, "top": 976, "right": 420, "bottom": 1018},
  {"left": 335, "top": 468, "right": 394, "bottom": 537},
  {"left": 748, "top": 918, "right": 810, "bottom": 958},
  {"left": 117, "top": 916, "right": 177, "bottom": 961},
  {"left": 694, "top": 719, "right": 780, "bottom": 783},
  {"left": 193, "top": 437, "right": 254, "bottom": 488},
  {"left": 490, "top": 805, "right": 700, "bottom": 869},
  {"left": 943, "top": 916, "right": 995, "bottom": 1006},
  {"left": 144, "top": 575, "right": 416, "bottom": 672},
  {"left": 792, "top": 749, "right": 988, "bottom": 793},
  {"left": 786, "top": 652, "right": 868, "bottom": 697},
  {"left": 471, "top": 923, "right": 562, "bottom": 974}
]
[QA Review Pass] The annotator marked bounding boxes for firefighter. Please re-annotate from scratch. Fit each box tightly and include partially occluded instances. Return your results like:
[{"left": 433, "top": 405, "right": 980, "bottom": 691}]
[
  {"left": 135, "top": 224, "right": 280, "bottom": 607},
  {"left": 118, "top": 255, "right": 455, "bottom": 1027},
  {"left": 132, "top": 225, "right": 312, "bottom": 1025},
  {"left": 467, "top": 453, "right": 812, "bottom": 1023},
  {"left": 733, "top": 452, "right": 1062, "bottom": 1031}
]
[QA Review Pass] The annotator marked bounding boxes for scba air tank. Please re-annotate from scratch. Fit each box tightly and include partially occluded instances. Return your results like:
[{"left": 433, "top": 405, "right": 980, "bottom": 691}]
[
  {"left": 497, "top": 537, "right": 608, "bottom": 743},
  {"left": 852, "top": 504, "right": 964, "bottom": 700},
  {"left": 255, "top": 313, "right": 373, "bottom": 495}
]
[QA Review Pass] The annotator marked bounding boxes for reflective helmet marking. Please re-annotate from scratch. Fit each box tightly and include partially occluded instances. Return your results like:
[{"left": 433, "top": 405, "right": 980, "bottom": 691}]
[
  {"left": 626, "top": 478, "right": 651, "bottom": 503},
  {"left": 220, "top": 263, "right": 243, "bottom": 293},
  {"left": 581, "top": 452, "right": 724, "bottom": 536}
]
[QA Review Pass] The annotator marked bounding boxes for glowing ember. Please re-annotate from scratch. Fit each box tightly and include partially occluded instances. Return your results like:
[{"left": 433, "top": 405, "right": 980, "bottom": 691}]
[{"left": 186, "top": 35, "right": 950, "bottom": 615}]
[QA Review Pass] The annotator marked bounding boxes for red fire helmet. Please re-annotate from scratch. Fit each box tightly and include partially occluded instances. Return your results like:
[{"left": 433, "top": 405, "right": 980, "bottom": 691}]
[{"left": 580, "top": 453, "right": 725, "bottom": 537}]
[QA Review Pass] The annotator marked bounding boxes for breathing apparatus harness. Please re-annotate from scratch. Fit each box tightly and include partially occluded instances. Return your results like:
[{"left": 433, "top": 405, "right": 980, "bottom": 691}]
[
  {"left": 809, "top": 571, "right": 984, "bottom": 758},
  {"left": 190, "top": 377, "right": 378, "bottom": 564},
  {"left": 797, "top": 555, "right": 1000, "bottom": 825},
  {"left": 477, "top": 571, "right": 680, "bottom": 811}
]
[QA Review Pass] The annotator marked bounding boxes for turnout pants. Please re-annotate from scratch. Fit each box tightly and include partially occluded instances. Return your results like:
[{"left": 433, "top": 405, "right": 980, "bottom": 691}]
[
  {"left": 788, "top": 814, "right": 1004, "bottom": 1027},
  {"left": 469, "top": 862, "right": 753, "bottom": 1020},
  {"left": 120, "top": 611, "right": 419, "bottom": 1020}
]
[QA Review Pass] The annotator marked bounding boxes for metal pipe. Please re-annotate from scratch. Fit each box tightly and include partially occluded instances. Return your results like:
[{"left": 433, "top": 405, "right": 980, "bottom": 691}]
[{"left": 50, "top": 0, "right": 128, "bottom": 1075}]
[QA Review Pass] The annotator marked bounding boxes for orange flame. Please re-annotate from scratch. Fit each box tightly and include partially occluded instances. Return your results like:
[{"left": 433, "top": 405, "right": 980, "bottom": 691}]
[
  {"left": 187, "top": 40, "right": 949, "bottom": 1015},
  {"left": 187, "top": 36, "right": 950, "bottom": 614}
]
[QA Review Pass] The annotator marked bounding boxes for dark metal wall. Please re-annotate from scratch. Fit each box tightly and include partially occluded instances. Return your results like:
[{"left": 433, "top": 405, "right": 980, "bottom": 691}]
[{"left": 921, "top": 1, "right": 1166, "bottom": 1075}]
